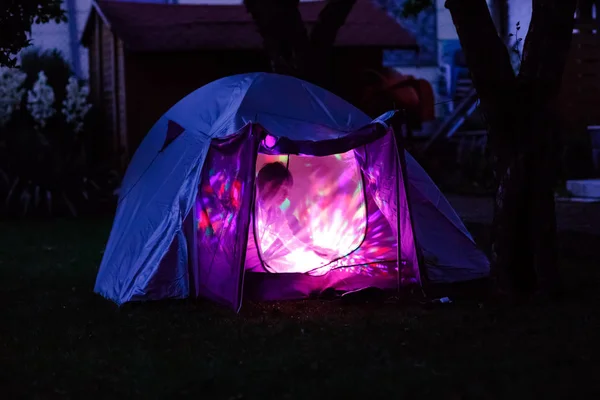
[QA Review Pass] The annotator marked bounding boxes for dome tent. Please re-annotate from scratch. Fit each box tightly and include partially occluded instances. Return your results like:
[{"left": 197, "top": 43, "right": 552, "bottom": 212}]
[{"left": 95, "top": 72, "right": 489, "bottom": 311}]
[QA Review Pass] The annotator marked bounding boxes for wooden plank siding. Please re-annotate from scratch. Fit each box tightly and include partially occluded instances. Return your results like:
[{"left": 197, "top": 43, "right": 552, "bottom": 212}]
[
  {"left": 85, "top": 13, "right": 128, "bottom": 170},
  {"left": 89, "top": 15, "right": 101, "bottom": 107},
  {"left": 88, "top": 14, "right": 107, "bottom": 165},
  {"left": 98, "top": 22, "right": 129, "bottom": 171},
  {"left": 101, "top": 22, "right": 116, "bottom": 159},
  {"left": 116, "top": 39, "right": 128, "bottom": 168},
  {"left": 561, "top": 0, "right": 600, "bottom": 131}
]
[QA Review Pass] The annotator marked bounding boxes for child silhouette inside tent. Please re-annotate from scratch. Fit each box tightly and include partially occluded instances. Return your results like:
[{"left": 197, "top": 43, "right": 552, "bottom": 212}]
[{"left": 255, "top": 161, "right": 335, "bottom": 271}]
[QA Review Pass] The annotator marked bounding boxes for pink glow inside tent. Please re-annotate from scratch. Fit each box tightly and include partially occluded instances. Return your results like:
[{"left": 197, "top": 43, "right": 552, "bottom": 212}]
[{"left": 94, "top": 73, "right": 489, "bottom": 311}]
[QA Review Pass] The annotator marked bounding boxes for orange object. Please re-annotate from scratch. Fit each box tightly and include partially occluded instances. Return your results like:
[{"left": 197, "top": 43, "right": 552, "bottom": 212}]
[{"left": 357, "top": 67, "right": 435, "bottom": 128}]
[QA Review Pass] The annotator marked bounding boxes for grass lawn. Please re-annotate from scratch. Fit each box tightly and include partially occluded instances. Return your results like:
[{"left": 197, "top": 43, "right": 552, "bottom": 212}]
[{"left": 1, "top": 218, "right": 599, "bottom": 399}]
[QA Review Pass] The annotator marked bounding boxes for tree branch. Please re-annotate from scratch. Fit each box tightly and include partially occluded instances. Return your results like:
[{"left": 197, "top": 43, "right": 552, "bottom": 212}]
[
  {"left": 400, "top": 0, "right": 434, "bottom": 18},
  {"left": 309, "top": 0, "right": 357, "bottom": 50},
  {"left": 488, "top": 0, "right": 509, "bottom": 44},
  {"left": 0, "top": 0, "right": 66, "bottom": 67},
  {"left": 307, "top": 0, "right": 357, "bottom": 84},
  {"left": 519, "top": 0, "right": 577, "bottom": 101},
  {"left": 243, "top": 0, "right": 310, "bottom": 76},
  {"left": 444, "top": 0, "right": 517, "bottom": 135},
  {"left": 518, "top": 0, "right": 577, "bottom": 296}
]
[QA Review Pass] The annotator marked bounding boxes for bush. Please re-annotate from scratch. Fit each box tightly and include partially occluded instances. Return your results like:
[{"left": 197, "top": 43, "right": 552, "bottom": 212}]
[
  {"left": 418, "top": 135, "right": 495, "bottom": 196},
  {"left": 0, "top": 49, "right": 119, "bottom": 218},
  {"left": 19, "top": 47, "right": 72, "bottom": 112}
]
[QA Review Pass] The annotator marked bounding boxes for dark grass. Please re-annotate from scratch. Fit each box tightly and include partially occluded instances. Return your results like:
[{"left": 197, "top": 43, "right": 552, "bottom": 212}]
[{"left": 1, "top": 219, "right": 600, "bottom": 399}]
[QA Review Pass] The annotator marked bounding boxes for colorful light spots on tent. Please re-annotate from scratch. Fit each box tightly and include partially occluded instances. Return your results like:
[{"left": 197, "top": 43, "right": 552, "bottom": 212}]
[
  {"left": 252, "top": 150, "right": 394, "bottom": 276},
  {"left": 279, "top": 198, "right": 291, "bottom": 211},
  {"left": 198, "top": 209, "right": 210, "bottom": 230},
  {"left": 197, "top": 163, "right": 248, "bottom": 243},
  {"left": 197, "top": 143, "right": 413, "bottom": 282},
  {"left": 231, "top": 180, "right": 242, "bottom": 209}
]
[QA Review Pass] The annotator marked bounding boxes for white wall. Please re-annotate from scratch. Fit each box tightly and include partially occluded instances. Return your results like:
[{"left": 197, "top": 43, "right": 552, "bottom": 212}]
[
  {"left": 402, "top": 1, "right": 532, "bottom": 117},
  {"left": 508, "top": 0, "right": 532, "bottom": 38},
  {"left": 389, "top": 1, "right": 458, "bottom": 118},
  {"left": 438, "top": 0, "right": 533, "bottom": 43},
  {"left": 507, "top": 0, "right": 531, "bottom": 60},
  {"left": 436, "top": 0, "right": 458, "bottom": 40}
]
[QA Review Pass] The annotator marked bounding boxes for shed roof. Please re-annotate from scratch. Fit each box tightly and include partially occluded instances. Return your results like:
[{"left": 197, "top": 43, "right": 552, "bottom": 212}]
[{"left": 81, "top": 0, "right": 417, "bottom": 52}]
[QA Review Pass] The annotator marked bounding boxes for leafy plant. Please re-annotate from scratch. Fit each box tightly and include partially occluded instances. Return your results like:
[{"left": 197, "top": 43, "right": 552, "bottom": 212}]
[
  {"left": 0, "top": 66, "right": 27, "bottom": 125},
  {"left": 455, "top": 135, "right": 495, "bottom": 193},
  {"left": 0, "top": 0, "right": 66, "bottom": 67},
  {"left": 375, "top": 0, "right": 434, "bottom": 18},
  {"left": 508, "top": 21, "right": 524, "bottom": 72},
  {"left": 0, "top": 52, "right": 120, "bottom": 218},
  {"left": 19, "top": 47, "right": 73, "bottom": 112}
]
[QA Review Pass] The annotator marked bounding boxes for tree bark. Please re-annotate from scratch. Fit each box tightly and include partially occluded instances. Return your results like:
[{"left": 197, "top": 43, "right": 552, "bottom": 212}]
[
  {"left": 308, "top": 0, "right": 357, "bottom": 86},
  {"left": 519, "top": 0, "right": 577, "bottom": 296},
  {"left": 445, "top": 0, "right": 526, "bottom": 294},
  {"left": 243, "top": 0, "right": 310, "bottom": 76},
  {"left": 489, "top": 0, "right": 510, "bottom": 44},
  {"left": 445, "top": 0, "right": 576, "bottom": 298},
  {"left": 244, "top": 0, "right": 357, "bottom": 89}
]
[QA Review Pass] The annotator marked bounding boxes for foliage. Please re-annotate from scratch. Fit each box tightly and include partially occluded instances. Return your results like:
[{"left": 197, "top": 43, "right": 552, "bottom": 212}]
[
  {"left": 0, "top": 67, "right": 27, "bottom": 126},
  {"left": 62, "top": 77, "right": 92, "bottom": 134},
  {"left": 0, "top": 0, "right": 66, "bottom": 67},
  {"left": 244, "top": 0, "right": 359, "bottom": 85},
  {"left": 508, "top": 21, "right": 523, "bottom": 72},
  {"left": 19, "top": 47, "right": 73, "bottom": 111},
  {"left": 26, "top": 70, "right": 56, "bottom": 129},
  {"left": 454, "top": 135, "right": 495, "bottom": 193},
  {"left": 399, "top": 0, "right": 434, "bottom": 17},
  {"left": 0, "top": 51, "right": 118, "bottom": 218},
  {"left": 420, "top": 136, "right": 495, "bottom": 196}
]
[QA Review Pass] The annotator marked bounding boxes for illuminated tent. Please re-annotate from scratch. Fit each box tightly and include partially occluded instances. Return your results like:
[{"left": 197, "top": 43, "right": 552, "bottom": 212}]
[{"left": 95, "top": 72, "right": 489, "bottom": 310}]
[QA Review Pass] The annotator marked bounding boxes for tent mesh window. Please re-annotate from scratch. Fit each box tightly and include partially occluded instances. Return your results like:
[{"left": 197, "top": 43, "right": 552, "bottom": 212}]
[{"left": 249, "top": 151, "right": 398, "bottom": 276}]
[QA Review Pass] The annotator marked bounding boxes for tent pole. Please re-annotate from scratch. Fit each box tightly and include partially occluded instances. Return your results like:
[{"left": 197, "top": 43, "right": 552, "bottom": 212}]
[
  {"left": 235, "top": 123, "right": 263, "bottom": 313},
  {"left": 185, "top": 200, "right": 199, "bottom": 298},
  {"left": 392, "top": 110, "right": 428, "bottom": 295}
]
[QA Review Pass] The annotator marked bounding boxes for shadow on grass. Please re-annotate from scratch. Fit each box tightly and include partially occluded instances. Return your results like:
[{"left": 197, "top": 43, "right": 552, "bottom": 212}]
[{"left": 0, "top": 219, "right": 599, "bottom": 398}]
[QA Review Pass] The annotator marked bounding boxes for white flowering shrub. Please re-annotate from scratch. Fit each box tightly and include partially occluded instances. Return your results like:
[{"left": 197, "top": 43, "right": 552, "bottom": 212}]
[
  {"left": 62, "top": 77, "right": 92, "bottom": 134},
  {"left": 0, "top": 67, "right": 27, "bottom": 127},
  {"left": 26, "top": 71, "right": 56, "bottom": 129},
  {"left": 0, "top": 50, "right": 109, "bottom": 218}
]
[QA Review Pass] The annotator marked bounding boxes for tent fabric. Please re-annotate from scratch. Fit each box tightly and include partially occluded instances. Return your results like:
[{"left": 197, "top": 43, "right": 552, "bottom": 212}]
[
  {"left": 193, "top": 125, "right": 261, "bottom": 308},
  {"left": 95, "top": 72, "right": 489, "bottom": 307},
  {"left": 161, "top": 120, "right": 185, "bottom": 151}
]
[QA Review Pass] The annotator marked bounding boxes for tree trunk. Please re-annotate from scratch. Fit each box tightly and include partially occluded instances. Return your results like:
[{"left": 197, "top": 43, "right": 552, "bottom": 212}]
[
  {"left": 444, "top": 0, "right": 524, "bottom": 294},
  {"left": 244, "top": 0, "right": 357, "bottom": 89},
  {"left": 519, "top": 0, "right": 577, "bottom": 296},
  {"left": 445, "top": 0, "right": 576, "bottom": 298},
  {"left": 489, "top": 0, "right": 510, "bottom": 44},
  {"left": 308, "top": 0, "right": 357, "bottom": 86},
  {"left": 243, "top": 0, "right": 310, "bottom": 76}
]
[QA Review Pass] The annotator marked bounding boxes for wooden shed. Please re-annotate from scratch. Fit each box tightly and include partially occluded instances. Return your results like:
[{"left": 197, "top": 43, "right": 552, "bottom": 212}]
[
  {"left": 561, "top": 0, "right": 600, "bottom": 129},
  {"left": 81, "top": 0, "right": 417, "bottom": 169},
  {"left": 559, "top": 0, "right": 600, "bottom": 176}
]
